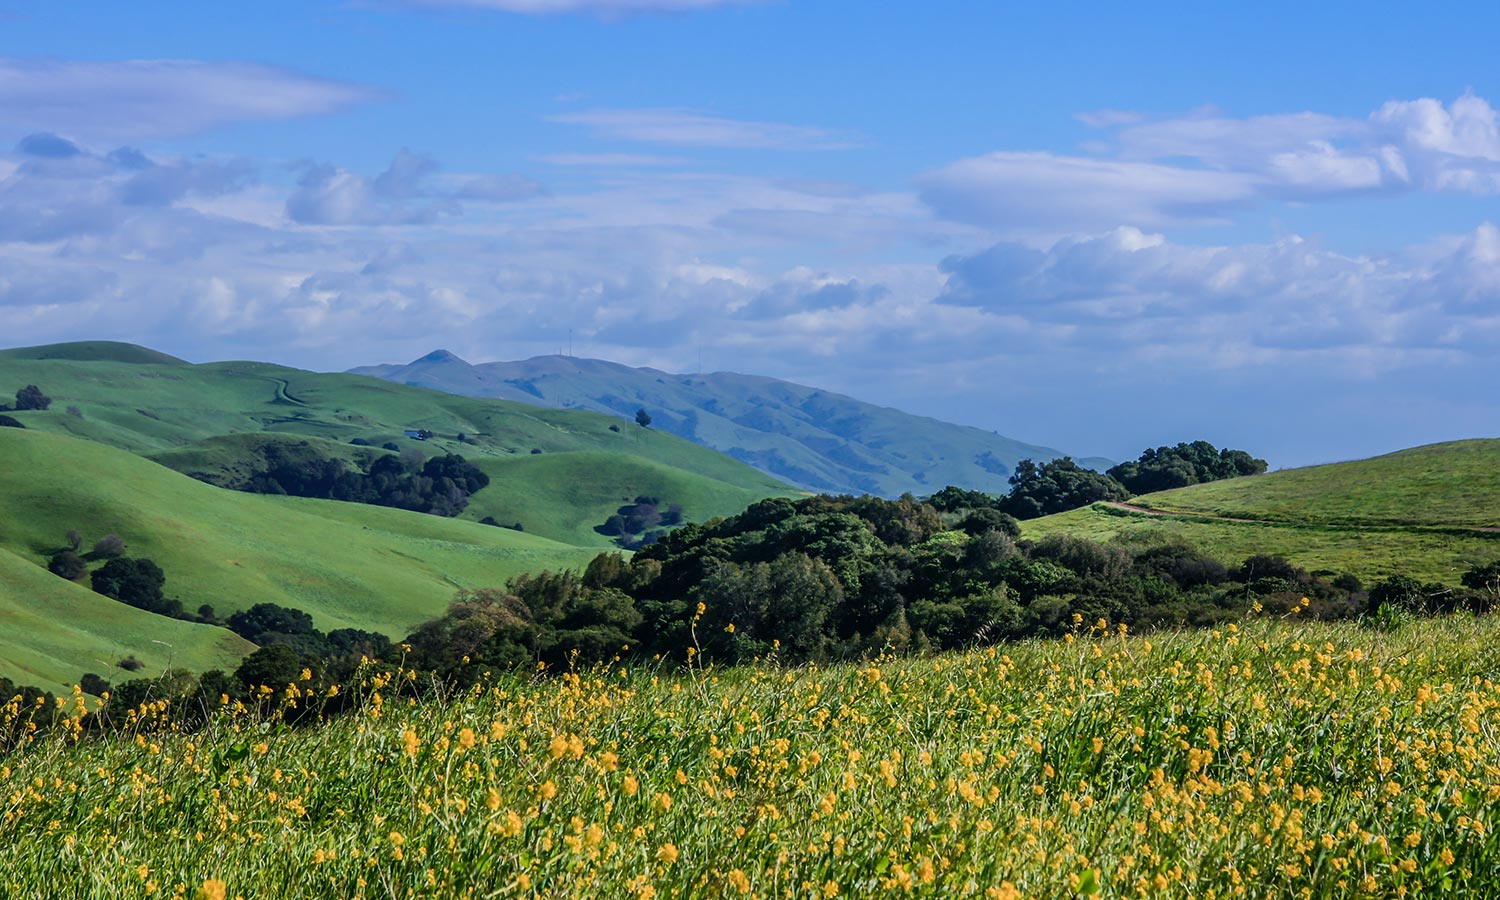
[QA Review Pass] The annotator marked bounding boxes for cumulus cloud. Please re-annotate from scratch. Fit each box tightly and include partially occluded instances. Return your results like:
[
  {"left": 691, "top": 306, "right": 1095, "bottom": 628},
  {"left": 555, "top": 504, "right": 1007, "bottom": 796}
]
[
  {"left": 0, "top": 57, "right": 379, "bottom": 141},
  {"left": 549, "top": 108, "right": 857, "bottom": 149},
  {"left": 283, "top": 149, "right": 545, "bottom": 225}
]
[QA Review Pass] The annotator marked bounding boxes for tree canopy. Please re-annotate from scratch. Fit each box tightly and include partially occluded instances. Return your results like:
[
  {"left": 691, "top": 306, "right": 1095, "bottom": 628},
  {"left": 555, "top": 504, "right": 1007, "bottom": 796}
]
[{"left": 13, "top": 384, "right": 50, "bottom": 411}]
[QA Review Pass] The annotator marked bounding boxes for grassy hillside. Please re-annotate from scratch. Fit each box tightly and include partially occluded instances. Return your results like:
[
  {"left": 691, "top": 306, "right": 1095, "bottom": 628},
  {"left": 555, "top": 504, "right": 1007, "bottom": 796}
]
[
  {"left": 0, "top": 429, "right": 601, "bottom": 687},
  {"left": 9, "top": 618, "right": 1500, "bottom": 897},
  {"left": 1123, "top": 439, "right": 1500, "bottom": 528},
  {"left": 0, "top": 547, "right": 253, "bottom": 695},
  {"left": 1024, "top": 440, "right": 1500, "bottom": 584},
  {"left": 0, "top": 339, "right": 187, "bottom": 365},
  {"left": 351, "top": 350, "right": 1111, "bottom": 496},
  {"left": 463, "top": 450, "right": 792, "bottom": 546}
]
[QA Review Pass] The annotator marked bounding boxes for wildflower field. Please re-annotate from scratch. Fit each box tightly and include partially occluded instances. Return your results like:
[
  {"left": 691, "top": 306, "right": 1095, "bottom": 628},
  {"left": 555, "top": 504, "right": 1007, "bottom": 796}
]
[{"left": 6, "top": 617, "right": 1500, "bottom": 899}]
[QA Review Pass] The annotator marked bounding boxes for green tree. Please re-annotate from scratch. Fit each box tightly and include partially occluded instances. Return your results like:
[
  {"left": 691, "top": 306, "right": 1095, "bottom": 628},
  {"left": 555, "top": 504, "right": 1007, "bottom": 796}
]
[
  {"left": 13, "top": 384, "right": 50, "bottom": 411},
  {"left": 635, "top": 408, "right": 652, "bottom": 428},
  {"left": 999, "top": 457, "right": 1128, "bottom": 519},
  {"left": 90, "top": 558, "right": 171, "bottom": 615},
  {"left": 47, "top": 550, "right": 87, "bottom": 580},
  {"left": 234, "top": 644, "right": 303, "bottom": 691}
]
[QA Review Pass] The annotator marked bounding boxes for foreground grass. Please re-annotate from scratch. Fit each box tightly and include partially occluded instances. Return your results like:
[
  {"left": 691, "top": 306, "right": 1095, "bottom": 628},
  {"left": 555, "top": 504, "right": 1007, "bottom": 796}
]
[{"left": 6, "top": 617, "right": 1500, "bottom": 898}]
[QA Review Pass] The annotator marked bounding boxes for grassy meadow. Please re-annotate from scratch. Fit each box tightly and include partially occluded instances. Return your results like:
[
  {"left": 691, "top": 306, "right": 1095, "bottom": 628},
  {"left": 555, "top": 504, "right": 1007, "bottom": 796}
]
[
  {"left": 1025, "top": 440, "right": 1500, "bottom": 585},
  {"left": 5, "top": 615, "right": 1500, "bottom": 898}
]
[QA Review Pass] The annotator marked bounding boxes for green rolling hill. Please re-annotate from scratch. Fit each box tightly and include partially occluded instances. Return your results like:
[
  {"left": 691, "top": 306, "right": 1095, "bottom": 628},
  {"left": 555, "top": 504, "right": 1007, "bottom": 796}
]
[
  {"left": 350, "top": 349, "right": 1115, "bottom": 497},
  {"left": 0, "top": 341, "right": 793, "bottom": 546},
  {"left": 0, "top": 546, "right": 254, "bottom": 697},
  {"left": 1023, "top": 440, "right": 1500, "bottom": 585},
  {"left": 0, "top": 342, "right": 797, "bottom": 691}
]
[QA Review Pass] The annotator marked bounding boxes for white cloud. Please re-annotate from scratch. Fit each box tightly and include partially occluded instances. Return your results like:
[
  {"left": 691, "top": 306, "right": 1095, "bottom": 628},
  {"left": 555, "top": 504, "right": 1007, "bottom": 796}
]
[
  {"left": 549, "top": 108, "right": 857, "bottom": 149},
  {"left": 538, "top": 152, "right": 694, "bottom": 167},
  {"left": 918, "top": 152, "right": 1257, "bottom": 233},
  {"left": 0, "top": 58, "right": 379, "bottom": 141},
  {"left": 926, "top": 94, "right": 1500, "bottom": 233},
  {"left": 933, "top": 224, "right": 1500, "bottom": 361}
]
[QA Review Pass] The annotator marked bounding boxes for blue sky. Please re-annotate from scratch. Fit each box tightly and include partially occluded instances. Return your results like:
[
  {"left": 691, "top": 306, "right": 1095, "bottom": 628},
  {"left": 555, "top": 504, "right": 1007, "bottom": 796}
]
[{"left": 2, "top": 0, "right": 1499, "bottom": 466}]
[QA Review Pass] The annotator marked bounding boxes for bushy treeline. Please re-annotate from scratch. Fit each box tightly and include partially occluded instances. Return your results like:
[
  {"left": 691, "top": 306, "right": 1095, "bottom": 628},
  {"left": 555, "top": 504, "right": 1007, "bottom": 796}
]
[
  {"left": 240, "top": 446, "right": 489, "bottom": 517},
  {"left": 595, "top": 495, "right": 685, "bottom": 549},
  {"left": 998, "top": 440, "right": 1268, "bottom": 520},
  {"left": 396, "top": 492, "right": 1500, "bottom": 677}
]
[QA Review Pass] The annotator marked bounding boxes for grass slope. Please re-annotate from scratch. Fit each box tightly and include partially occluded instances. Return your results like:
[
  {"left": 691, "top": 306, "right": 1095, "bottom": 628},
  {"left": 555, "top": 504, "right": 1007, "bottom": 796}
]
[
  {"left": 9, "top": 618, "right": 1500, "bottom": 897},
  {"left": 146, "top": 433, "right": 393, "bottom": 490},
  {"left": 0, "top": 430, "right": 600, "bottom": 681},
  {"left": 463, "top": 450, "right": 790, "bottom": 547},
  {"left": 1124, "top": 439, "right": 1500, "bottom": 528},
  {"left": 0, "top": 547, "right": 253, "bottom": 696},
  {"left": 1024, "top": 439, "right": 1500, "bottom": 584}
]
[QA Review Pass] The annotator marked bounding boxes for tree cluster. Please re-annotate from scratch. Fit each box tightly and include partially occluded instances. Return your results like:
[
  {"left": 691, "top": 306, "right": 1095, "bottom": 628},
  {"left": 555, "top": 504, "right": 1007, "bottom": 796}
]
[
  {"left": 238, "top": 446, "right": 490, "bottom": 517},
  {"left": 3, "top": 384, "right": 51, "bottom": 412},
  {"left": 979, "top": 440, "right": 1268, "bottom": 521},
  {"left": 226, "top": 603, "right": 391, "bottom": 672},
  {"left": 1000, "top": 458, "right": 1129, "bottom": 519},
  {"left": 595, "top": 495, "right": 684, "bottom": 548},
  {"left": 1107, "top": 441, "right": 1268, "bottom": 494}
]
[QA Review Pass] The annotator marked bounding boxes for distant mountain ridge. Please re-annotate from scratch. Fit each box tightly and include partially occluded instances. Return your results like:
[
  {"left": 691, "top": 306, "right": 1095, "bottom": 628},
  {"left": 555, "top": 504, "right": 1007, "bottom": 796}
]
[{"left": 350, "top": 351, "right": 1112, "bottom": 497}]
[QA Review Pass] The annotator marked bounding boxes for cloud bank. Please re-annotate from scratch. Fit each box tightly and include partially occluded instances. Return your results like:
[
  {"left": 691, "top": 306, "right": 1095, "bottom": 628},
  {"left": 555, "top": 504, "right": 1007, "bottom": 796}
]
[
  {"left": 0, "top": 58, "right": 380, "bottom": 141},
  {"left": 4, "top": 86, "right": 1500, "bottom": 463}
]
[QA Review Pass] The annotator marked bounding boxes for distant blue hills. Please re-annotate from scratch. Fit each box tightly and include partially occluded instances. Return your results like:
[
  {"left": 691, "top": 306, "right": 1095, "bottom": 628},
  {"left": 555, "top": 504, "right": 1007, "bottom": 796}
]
[{"left": 349, "top": 350, "right": 1112, "bottom": 498}]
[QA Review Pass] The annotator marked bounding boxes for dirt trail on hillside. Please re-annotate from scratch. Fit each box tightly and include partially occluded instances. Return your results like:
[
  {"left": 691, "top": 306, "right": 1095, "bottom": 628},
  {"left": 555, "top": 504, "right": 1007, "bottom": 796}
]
[{"left": 1099, "top": 502, "right": 1500, "bottom": 534}]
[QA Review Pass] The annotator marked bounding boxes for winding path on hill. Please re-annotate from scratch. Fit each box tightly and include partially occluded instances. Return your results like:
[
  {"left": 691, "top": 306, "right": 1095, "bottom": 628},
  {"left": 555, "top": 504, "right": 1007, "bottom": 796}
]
[{"left": 1098, "top": 502, "right": 1500, "bottom": 534}]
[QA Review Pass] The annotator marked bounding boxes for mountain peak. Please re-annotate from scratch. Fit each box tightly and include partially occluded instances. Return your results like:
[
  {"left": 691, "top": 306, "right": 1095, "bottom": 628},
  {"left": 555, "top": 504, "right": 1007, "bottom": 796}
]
[{"left": 413, "top": 349, "right": 468, "bottom": 366}]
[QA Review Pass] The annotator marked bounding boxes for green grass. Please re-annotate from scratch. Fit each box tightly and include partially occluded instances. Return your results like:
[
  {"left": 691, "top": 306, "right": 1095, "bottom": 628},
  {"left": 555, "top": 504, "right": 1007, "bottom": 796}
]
[
  {"left": 0, "top": 429, "right": 601, "bottom": 688},
  {"left": 1024, "top": 440, "right": 1500, "bottom": 584},
  {"left": 147, "top": 433, "right": 392, "bottom": 489},
  {"left": 1026, "top": 505, "right": 1500, "bottom": 584},
  {"left": 7, "top": 616, "right": 1500, "bottom": 897},
  {"left": 0, "top": 547, "right": 253, "bottom": 696}
]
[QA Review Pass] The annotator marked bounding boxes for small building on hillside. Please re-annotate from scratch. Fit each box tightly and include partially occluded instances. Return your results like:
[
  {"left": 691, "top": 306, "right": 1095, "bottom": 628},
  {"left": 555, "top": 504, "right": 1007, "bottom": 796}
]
[{"left": 404, "top": 429, "right": 431, "bottom": 440}]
